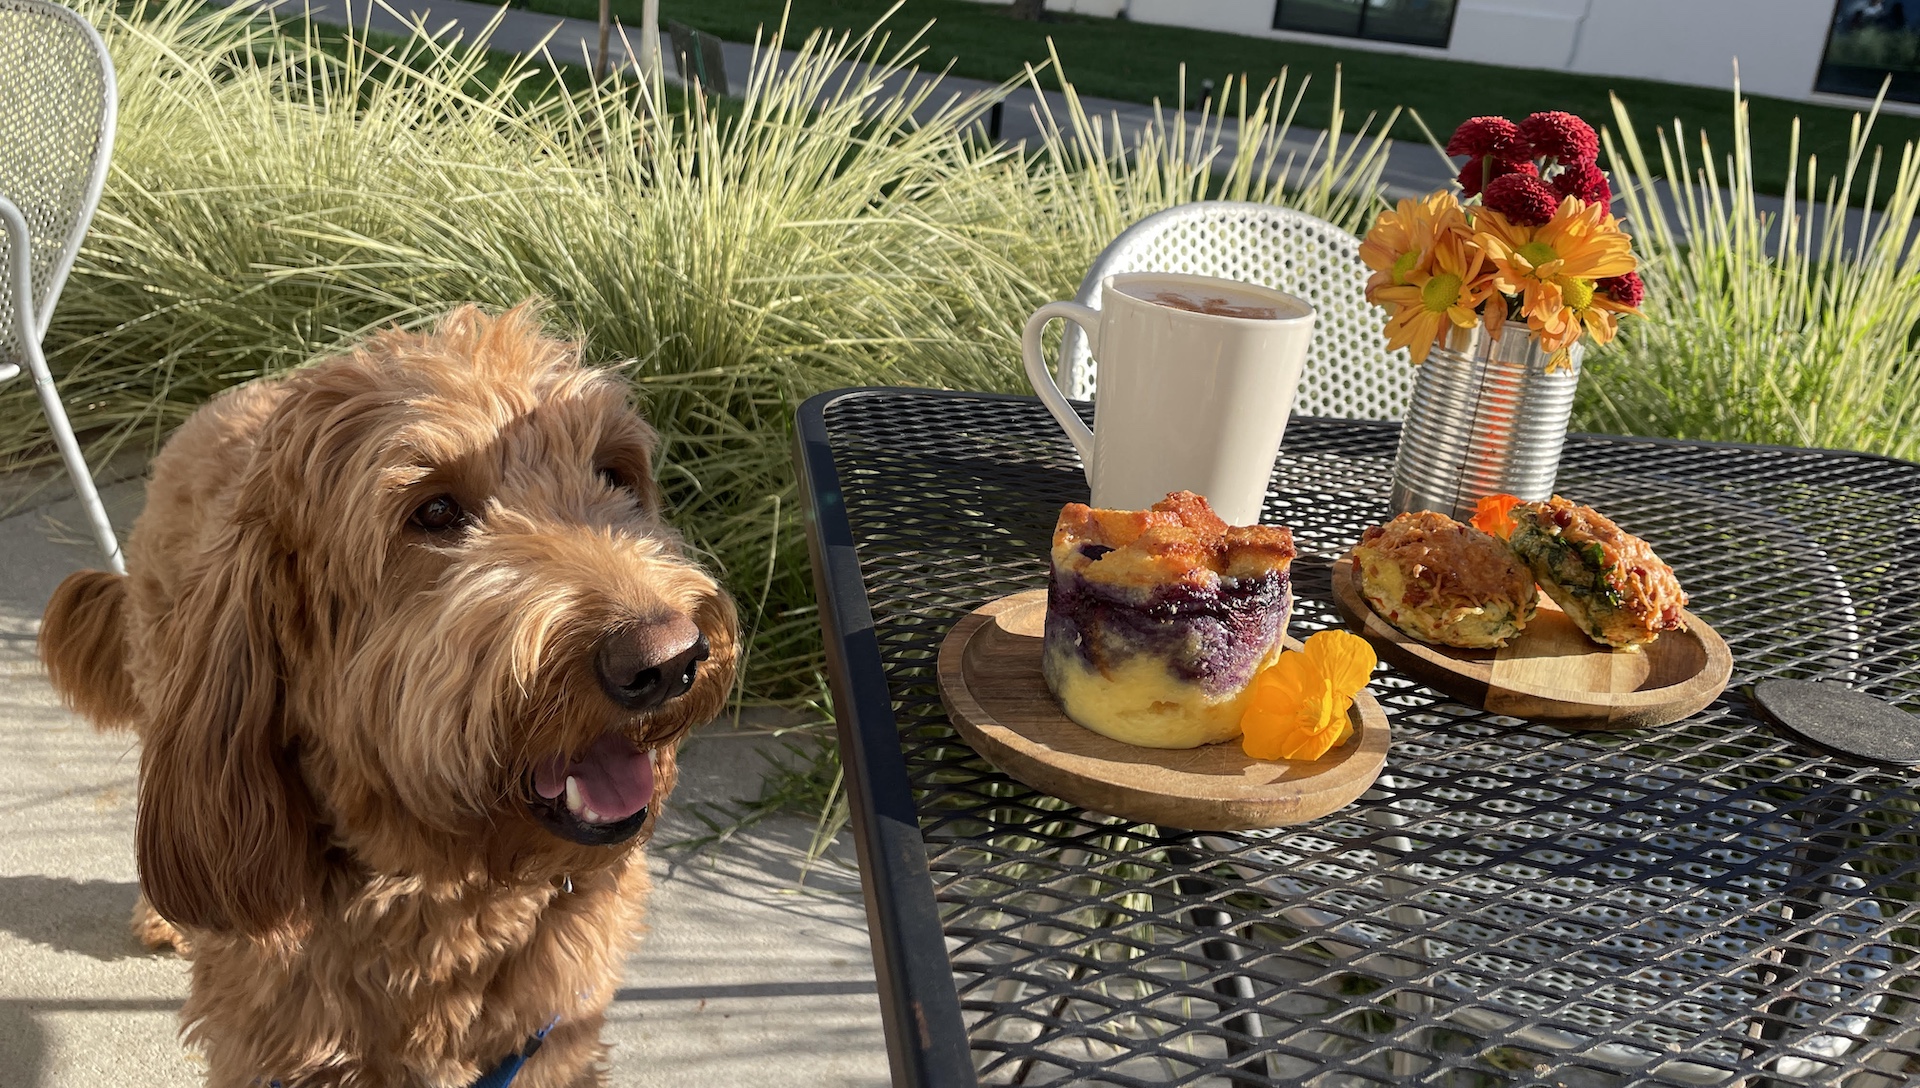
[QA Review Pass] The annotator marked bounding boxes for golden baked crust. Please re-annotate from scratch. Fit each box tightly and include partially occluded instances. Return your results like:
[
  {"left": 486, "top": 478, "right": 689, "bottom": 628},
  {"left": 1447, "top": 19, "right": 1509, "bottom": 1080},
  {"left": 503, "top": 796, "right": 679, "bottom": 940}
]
[
  {"left": 1052, "top": 490, "right": 1295, "bottom": 591},
  {"left": 1351, "top": 511, "right": 1537, "bottom": 648},
  {"left": 1508, "top": 495, "right": 1688, "bottom": 649}
]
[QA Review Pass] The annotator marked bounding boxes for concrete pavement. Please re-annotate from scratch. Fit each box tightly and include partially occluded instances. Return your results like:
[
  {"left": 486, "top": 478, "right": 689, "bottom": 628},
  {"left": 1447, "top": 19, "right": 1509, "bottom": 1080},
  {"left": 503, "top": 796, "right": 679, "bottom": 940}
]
[{"left": 0, "top": 471, "right": 888, "bottom": 1086}]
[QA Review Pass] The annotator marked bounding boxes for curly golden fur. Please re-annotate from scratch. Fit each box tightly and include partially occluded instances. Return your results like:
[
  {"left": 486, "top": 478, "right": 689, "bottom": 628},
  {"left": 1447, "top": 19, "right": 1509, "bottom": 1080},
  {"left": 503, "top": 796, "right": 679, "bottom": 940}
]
[{"left": 38, "top": 303, "right": 738, "bottom": 1087}]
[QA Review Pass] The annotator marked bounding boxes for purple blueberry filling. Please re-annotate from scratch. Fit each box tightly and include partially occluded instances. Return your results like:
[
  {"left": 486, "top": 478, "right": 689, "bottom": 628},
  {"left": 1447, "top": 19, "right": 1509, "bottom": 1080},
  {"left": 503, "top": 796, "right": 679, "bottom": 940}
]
[{"left": 1044, "top": 564, "right": 1292, "bottom": 697}]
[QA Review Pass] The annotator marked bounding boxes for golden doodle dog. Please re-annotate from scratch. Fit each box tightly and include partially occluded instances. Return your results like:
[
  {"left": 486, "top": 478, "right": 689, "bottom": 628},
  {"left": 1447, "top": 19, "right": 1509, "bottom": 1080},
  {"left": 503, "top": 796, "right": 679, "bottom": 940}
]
[{"left": 38, "top": 303, "right": 737, "bottom": 1087}]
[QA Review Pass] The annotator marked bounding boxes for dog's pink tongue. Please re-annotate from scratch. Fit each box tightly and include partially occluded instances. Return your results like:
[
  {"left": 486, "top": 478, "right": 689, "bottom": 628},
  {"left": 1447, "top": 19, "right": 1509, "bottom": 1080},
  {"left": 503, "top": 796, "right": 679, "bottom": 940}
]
[{"left": 531, "top": 734, "right": 654, "bottom": 820}]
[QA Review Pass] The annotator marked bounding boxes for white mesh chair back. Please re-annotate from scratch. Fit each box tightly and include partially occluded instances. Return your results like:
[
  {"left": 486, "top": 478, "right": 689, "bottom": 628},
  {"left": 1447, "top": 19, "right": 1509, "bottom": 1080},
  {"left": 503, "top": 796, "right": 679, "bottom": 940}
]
[
  {"left": 0, "top": 0, "right": 115, "bottom": 374},
  {"left": 1060, "top": 202, "right": 1413, "bottom": 420},
  {"left": 0, "top": 0, "right": 124, "bottom": 573}
]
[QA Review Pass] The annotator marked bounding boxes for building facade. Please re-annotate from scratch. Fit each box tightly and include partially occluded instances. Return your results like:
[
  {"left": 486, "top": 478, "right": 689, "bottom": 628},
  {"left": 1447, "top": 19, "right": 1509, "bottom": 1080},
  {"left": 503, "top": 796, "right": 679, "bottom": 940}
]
[{"left": 996, "top": 0, "right": 1920, "bottom": 115}]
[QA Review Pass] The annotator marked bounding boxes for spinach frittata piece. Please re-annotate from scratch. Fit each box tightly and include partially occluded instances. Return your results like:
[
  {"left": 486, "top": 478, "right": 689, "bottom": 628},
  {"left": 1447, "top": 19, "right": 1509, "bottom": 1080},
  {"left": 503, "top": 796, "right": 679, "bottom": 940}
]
[{"left": 1506, "top": 495, "right": 1688, "bottom": 650}]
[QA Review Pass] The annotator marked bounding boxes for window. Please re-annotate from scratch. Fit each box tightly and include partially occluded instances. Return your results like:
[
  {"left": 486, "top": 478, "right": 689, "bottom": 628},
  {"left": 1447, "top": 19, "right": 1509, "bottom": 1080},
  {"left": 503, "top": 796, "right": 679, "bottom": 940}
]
[
  {"left": 1817, "top": 0, "right": 1920, "bottom": 103},
  {"left": 1273, "top": 0, "right": 1457, "bottom": 49}
]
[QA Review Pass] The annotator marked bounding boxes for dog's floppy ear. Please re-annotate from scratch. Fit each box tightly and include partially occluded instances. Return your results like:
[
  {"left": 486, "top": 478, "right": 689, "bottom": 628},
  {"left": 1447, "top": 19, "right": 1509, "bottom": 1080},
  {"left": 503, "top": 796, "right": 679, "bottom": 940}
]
[
  {"left": 136, "top": 464, "right": 324, "bottom": 936},
  {"left": 40, "top": 569, "right": 139, "bottom": 728}
]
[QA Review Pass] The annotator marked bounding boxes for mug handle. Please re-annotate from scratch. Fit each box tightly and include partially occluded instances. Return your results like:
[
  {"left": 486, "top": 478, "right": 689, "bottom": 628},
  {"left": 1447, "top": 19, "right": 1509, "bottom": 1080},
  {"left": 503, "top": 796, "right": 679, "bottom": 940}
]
[{"left": 1021, "top": 301, "right": 1099, "bottom": 481}]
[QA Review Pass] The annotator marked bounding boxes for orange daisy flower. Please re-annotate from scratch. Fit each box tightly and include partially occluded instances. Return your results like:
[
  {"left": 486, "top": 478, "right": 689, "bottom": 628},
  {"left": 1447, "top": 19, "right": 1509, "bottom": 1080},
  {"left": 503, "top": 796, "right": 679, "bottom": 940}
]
[
  {"left": 1473, "top": 198, "right": 1636, "bottom": 323},
  {"left": 1587, "top": 278, "right": 1645, "bottom": 327},
  {"left": 1527, "top": 274, "right": 1642, "bottom": 367},
  {"left": 1360, "top": 191, "right": 1468, "bottom": 299},
  {"left": 1368, "top": 231, "right": 1494, "bottom": 364}
]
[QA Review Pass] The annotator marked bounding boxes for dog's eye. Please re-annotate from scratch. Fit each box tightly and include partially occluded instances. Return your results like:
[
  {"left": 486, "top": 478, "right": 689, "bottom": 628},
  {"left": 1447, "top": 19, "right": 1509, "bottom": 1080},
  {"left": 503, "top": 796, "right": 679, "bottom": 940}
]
[{"left": 410, "top": 495, "right": 466, "bottom": 533}]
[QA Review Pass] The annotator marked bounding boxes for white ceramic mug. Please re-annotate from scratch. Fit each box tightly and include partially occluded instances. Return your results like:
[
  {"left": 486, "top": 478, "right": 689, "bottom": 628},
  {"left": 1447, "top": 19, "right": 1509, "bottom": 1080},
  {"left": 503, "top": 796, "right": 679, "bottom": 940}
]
[{"left": 1022, "top": 272, "right": 1315, "bottom": 526}]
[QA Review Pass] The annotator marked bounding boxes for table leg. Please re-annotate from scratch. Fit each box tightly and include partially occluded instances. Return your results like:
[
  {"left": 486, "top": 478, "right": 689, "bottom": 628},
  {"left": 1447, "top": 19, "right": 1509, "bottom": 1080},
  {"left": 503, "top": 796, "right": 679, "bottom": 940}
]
[{"left": 1168, "top": 841, "right": 1272, "bottom": 1086}]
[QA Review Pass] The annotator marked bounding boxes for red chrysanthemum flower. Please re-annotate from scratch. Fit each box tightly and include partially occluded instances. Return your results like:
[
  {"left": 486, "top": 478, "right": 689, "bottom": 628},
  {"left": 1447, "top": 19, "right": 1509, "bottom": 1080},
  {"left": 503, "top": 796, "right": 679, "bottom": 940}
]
[
  {"left": 1457, "top": 156, "right": 1537, "bottom": 199},
  {"left": 1552, "top": 160, "right": 1612, "bottom": 208},
  {"left": 1520, "top": 111, "right": 1599, "bottom": 165},
  {"left": 1481, "top": 173, "right": 1560, "bottom": 226},
  {"left": 1599, "top": 271, "right": 1645, "bottom": 308},
  {"left": 1446, "top": 116, "right": 1530, "bottom": 161}
]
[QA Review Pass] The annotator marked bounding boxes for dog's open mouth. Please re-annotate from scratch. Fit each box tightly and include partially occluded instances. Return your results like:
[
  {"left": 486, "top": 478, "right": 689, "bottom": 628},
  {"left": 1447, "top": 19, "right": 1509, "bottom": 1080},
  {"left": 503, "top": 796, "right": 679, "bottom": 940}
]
[{"left": 526, "top": 732, "right": 655, "bottom": 846}]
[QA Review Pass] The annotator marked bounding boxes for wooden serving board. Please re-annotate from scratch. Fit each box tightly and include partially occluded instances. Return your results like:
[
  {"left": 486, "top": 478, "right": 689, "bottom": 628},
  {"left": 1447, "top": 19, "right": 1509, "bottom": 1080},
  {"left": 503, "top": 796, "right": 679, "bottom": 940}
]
[
  {"left": 936, "top": 589, "right": 1389, "bottom": 831},
  {"left": 1330, "top": 556, "right": 1732, "bottom": 729}
]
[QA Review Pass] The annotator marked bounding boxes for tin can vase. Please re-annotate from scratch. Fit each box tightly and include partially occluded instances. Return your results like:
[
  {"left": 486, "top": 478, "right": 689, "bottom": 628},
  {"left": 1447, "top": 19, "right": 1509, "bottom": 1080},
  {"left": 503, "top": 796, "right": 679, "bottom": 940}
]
[{"left": 1388, "top": 326, "right": 1582, "bottom": 523}]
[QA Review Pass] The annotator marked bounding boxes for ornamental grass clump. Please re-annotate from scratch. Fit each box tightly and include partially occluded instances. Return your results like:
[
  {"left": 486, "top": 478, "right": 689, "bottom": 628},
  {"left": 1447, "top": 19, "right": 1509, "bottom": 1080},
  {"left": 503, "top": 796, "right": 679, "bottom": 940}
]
[
  {"left": 1361, "top": 111, "right": 1642, "bottom": 369},
  {"left": 1577, "top": 84, "right": 1920, "bottom": 460},
  {"left": 8, "top": 0, "right": 1393, "bottom": 704}
]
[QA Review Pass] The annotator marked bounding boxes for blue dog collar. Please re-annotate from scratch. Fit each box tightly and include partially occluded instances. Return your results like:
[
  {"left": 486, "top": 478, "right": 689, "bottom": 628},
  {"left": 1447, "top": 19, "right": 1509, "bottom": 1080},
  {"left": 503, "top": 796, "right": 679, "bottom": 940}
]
[
  {"left": 268, "top": 1017, "right": 558, "bottom": 1088},
  {"left": 469, "top": 1018, "right": 560, "bottom": 1088}
]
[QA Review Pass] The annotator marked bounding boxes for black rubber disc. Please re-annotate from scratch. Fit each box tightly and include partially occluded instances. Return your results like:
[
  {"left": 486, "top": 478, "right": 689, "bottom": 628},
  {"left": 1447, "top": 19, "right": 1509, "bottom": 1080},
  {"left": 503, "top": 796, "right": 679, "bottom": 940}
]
[{"left": 1754, "top": 679, "right": 1920, "bottom": 766}]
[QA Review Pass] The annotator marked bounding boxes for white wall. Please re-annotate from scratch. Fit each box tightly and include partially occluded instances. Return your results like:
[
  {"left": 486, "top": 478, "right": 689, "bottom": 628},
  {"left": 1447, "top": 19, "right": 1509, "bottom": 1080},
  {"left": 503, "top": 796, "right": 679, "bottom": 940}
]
[
  {"left": 1039, "top": 0, "right": 1917, "bottom": 115},
  {"left": 1566, "top": 0, "right": 1831, "bottom": 103},
  {"left": 970, "top": 0, "right": 1129, "bottom": 16},
  {"left": 1447, "top": 0, "right": 1586, "bottom": 69},
  {"left": 1128, "top": 0, "right": 1272, "bottom": 37}
]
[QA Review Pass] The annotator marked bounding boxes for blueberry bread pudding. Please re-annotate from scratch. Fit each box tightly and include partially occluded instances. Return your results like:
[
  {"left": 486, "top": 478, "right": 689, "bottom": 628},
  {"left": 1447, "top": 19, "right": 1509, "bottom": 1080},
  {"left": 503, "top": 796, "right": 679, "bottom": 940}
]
[
  {"left": 1042, "top": 491, "right": 1295, "bottom": 749},
  {"left": 1350, "top": 511, "right": 1538, "bottom": 649},
  {"left": 1506, "top": 495, "right": 1687, "bottom": 649}
]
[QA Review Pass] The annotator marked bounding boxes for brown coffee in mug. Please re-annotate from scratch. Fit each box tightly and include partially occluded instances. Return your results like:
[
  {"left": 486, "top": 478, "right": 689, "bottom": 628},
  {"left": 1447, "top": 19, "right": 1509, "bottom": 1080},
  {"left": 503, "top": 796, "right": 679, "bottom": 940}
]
[{"left": 1119, "top": 284, "right": 1284, "bottom": 322}]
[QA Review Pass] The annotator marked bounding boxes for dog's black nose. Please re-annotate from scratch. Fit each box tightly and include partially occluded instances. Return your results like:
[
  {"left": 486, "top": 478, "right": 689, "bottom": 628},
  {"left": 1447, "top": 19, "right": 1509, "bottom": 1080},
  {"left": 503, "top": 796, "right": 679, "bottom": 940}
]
[{"left": 596, "top": 619, "right": 709, "bottom": 711}]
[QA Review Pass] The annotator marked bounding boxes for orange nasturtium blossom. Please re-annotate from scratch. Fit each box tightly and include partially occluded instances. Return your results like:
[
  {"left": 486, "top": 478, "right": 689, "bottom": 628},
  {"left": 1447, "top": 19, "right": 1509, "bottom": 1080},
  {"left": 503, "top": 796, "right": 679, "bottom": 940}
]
[
  {"left": 1369, "top": 231, "right": 1494, "bottom": 364},
  {"left": 1359, "top": 191, "right": 1467, "bottom": 298},
  {"left": 1239, "top": 630, "right": 1377, "bottom": 762},
  {"left": 1470, "top": 493, "right": 1524, "bottom": 540},
  {"left": 1473, "top": 197, "right": 1636, "bottom": 324}
]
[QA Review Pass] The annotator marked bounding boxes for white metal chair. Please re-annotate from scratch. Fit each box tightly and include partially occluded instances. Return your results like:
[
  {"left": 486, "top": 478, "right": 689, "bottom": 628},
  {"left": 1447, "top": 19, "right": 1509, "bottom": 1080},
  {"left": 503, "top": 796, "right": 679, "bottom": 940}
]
[
  {"left": 0, "top": 0, "right": 124, "bottom": 572},
  {"left": 1060, "top": 202, "right": 1414, "bottom": 420}
]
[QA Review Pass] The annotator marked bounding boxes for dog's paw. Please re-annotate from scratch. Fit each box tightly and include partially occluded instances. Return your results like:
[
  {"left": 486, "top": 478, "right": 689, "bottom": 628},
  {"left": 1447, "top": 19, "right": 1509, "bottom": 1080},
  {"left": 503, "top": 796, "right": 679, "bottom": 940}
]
[{"left": 131, "top": 896, "right": 191, "bottom": 956}]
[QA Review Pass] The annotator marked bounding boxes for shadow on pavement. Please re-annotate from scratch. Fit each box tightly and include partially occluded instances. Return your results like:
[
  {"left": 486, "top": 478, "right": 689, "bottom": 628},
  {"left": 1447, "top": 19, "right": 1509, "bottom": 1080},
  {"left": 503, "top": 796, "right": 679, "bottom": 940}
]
[
  {"left": 0, "top": 875, "right": 148, "bottom": 961},
  {"left": 0, "top": 1001, "right": 44, "bottom": 1087}
]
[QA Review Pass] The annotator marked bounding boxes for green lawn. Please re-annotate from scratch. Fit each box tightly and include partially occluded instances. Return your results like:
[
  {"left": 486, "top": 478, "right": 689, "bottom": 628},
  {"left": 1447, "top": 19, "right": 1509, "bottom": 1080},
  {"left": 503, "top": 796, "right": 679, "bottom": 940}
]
[{"left": 508, "top": 0, "right": 1920, "bottom": 198}]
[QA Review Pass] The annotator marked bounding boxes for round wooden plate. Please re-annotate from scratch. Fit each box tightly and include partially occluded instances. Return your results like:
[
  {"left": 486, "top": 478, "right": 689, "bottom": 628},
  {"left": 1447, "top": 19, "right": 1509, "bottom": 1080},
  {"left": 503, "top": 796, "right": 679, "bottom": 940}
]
[
  {"left": 936, "top": 588, "right": 1390, "bottom": 831},
  {"left": 1330, "top": 556, "right": 1732, "bottom": 730}
]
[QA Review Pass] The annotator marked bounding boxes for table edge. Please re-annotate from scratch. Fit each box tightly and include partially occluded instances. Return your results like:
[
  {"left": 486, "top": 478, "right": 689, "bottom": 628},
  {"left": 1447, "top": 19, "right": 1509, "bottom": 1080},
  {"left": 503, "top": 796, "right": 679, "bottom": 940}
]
[
  {"left": 799, "top": 385, "right": 1920, "bottom": 470},
  {"left": 793, "top": 391, "right": 979, "bottom": 1088}
]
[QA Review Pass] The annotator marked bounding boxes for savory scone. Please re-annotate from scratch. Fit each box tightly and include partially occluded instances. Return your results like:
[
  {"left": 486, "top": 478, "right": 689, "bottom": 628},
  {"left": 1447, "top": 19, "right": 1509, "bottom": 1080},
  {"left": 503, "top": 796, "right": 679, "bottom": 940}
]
[
  {"left": 1351, "top": 511, "right": 1538, "bottom": 648},
  {"left": 1505, "top": 495, "right": 1688, "bottom": 650},
  {"left": 1043, "top": 491, "right": 1295, "bottom": 749}
]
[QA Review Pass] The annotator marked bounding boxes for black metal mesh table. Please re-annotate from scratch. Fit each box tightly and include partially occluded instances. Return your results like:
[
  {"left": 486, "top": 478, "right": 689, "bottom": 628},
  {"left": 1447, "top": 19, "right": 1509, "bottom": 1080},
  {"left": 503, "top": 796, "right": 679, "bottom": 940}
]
[{"left": 794, "top": 387, "right": 1920, "bottom": 1088}]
